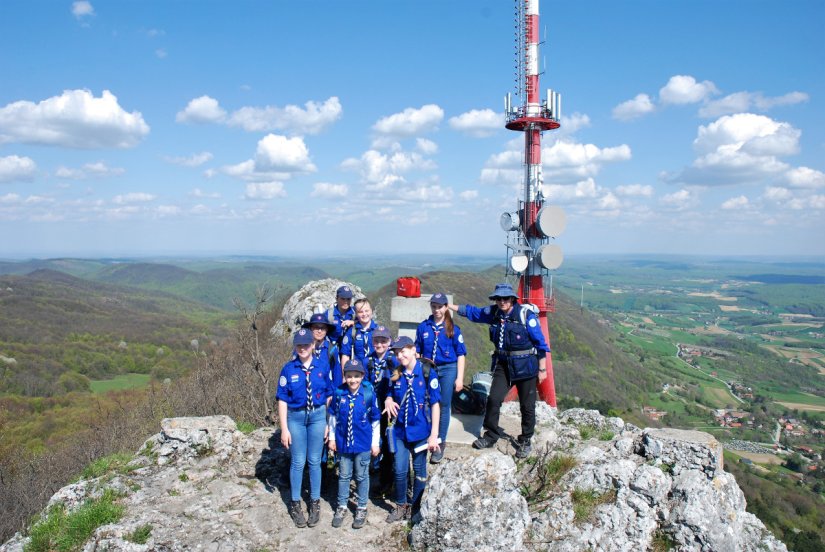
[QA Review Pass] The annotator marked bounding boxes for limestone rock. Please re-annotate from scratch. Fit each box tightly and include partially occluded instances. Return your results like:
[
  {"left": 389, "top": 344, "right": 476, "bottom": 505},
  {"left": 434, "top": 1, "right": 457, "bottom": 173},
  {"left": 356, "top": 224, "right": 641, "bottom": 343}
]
[
  {"left": 271, "top": 278, "right": 364, "bottom": 338},
  {"left": 639, "top": 427, "right": 723, "bottom": 477},
  {"left": 410, "top": 451, "right": 531, "bottom": 552}
]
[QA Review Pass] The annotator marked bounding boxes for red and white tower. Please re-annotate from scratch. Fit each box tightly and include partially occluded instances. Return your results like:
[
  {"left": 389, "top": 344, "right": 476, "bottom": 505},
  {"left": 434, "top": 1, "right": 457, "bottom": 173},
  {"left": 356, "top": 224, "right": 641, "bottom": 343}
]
[{"left": 501, "top": 0, "right": 566, "bottom": 407}]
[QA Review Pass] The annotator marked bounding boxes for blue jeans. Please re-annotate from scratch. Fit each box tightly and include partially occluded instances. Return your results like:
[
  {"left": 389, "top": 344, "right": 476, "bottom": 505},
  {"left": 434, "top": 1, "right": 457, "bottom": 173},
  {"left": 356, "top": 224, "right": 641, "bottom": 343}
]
[
  {"left": 436, "top": 362, "right": 457, "bottom": 443},
  {"left": 393, "top": 435, "right": 428, "bottom": 506},
  {"left": 337, "top": 451, "right": 371, "bottom": 509},
  {"left": 286, "top": 405, "right": 327, "bottom": 502}
]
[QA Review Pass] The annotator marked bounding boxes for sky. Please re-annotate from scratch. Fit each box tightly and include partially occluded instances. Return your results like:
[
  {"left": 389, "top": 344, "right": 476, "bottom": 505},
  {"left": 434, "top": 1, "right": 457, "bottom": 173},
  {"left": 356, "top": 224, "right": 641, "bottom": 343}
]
[{"left": 0, "top": 0, "right": 823, "bottom": 259}]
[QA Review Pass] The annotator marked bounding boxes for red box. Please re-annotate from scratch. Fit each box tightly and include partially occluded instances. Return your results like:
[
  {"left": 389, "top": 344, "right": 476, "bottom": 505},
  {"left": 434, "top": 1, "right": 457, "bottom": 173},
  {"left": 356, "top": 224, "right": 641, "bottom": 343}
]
[{"left": 396, "top": 276, "right": 421, "bottom": 298}]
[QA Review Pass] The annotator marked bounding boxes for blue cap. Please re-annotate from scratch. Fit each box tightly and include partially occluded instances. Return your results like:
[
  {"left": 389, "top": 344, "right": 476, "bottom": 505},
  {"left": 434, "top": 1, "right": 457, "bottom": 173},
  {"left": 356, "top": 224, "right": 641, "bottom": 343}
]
[
  {"left": 336, "top": 285, "right": 354, "bottom": 299},
  {"left": 343, "top": 359, "right": 365, "bottom": 375},
  {"left": 429, "top": 292, "right": 448, "bottom": 305},
  {"left": 489, "top": 283, "right": 518, "bottom": 300},
  {"left": 390, "top": 335, "right": 415, "bottom": 350},
  {"left": 293, "top": 328, "right": 314, "bottom": 346},
  {"left": 373, "top": 325, "right": 392, "bottom": 340},
  {"left": 302, "top": 313, "right": 335, "bottom": 331}
]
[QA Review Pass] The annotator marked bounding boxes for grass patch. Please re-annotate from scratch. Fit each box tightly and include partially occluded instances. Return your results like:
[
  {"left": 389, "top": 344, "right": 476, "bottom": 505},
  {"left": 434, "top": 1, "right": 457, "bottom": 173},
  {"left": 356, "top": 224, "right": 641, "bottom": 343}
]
[
  {"left": 650, "top": 529, "right": 677, "bottom": 552},
  {"left": 598, "top": 430, "right": 615, "bottom": 441},
  {"left": 76, "top": 452, "right": 135, "bottom": 481},
  {"left": 578, "top": 425, "right": 594, "bottom": 440},
  {"left": 571, "top": 488, "right": 617, "bottom": 523},
  {"left": 125, "top": 524, "right": 152, "bottom": 544},
  {"left": 178, "top": 472, "right": 189, "bottom": 482},
  {"left": 25, "top": 489, "right": 124, "bottom": 552},
  {"left": 236, "top": 421, "right": 256, "bottom": 434},
  {"left": 519, "top": 451, "right": 577, "bottom": 505},
  {"left": 89, "top": 373, "right": 151, "bottom": 394}
]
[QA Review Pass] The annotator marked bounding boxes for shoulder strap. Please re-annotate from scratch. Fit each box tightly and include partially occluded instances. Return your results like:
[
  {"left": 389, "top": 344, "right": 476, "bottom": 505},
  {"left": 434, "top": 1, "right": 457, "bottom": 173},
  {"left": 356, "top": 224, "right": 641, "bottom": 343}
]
[
  {"left": 328, "top": 340, "right": 339, "bottom": 366},
  {"left": 361, "top": 381, "right": 375, "bottom": 412}
]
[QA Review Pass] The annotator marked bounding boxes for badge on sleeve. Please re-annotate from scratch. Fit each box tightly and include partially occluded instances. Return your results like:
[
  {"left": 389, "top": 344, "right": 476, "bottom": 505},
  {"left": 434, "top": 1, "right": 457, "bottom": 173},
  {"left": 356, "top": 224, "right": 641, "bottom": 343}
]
[
  {"left": 279, "top": 376, "right": 287, "bottom": 387},
  {"left": 458, "top": 334, "right": 464, "bottom": 343},
  {"left": 529, "top": 318, "right": 537, "bottom": 327},
  {"left": 430, "top": 378, "right": 439, "bottom": 389}
]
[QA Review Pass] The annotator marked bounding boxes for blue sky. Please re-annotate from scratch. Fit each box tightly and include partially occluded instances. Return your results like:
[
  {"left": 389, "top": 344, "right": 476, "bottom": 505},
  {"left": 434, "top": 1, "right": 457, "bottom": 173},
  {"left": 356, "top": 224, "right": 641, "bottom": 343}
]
[{"left": 0, "top": 0, "right": 823, "bottom": 258}]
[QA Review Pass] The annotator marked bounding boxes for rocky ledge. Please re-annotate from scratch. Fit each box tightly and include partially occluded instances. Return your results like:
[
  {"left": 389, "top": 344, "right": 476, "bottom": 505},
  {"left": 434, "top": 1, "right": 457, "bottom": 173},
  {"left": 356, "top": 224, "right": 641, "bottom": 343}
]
[{"left": 1, "top": 409, "right": 786, "bottom": 551}]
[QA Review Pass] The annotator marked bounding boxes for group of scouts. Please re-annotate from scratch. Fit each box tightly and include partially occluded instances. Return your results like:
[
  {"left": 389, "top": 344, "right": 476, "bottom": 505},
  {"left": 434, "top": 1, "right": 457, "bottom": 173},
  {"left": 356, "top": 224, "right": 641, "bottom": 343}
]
[{"left": 276, "top": 282, "right": 550, "bottom": 530}]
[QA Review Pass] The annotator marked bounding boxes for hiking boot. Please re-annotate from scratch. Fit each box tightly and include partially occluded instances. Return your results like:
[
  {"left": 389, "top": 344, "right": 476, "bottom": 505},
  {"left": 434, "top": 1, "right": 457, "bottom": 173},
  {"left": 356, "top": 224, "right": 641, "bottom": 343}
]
[
  {"left": 472, "top": 434, "right": 497, "bottom": 449},
  {"left": 352, "top": 508, "right": 367, "bottom": 529},
  {"left": 331, "top": 505, "right": 347, "bottom": 528},
  {"left": 430, "top": 442, "right": 445, "bottom": 464},
  {"left": 515, "top": 439, "right": 532, "bottom": 459},
  {"left": 385, "top": 503, "right": 410, "bottom": 523},
  {"left": 289, "top": 501, "right": 307, "bottom": 528},
  {"left": 307, "top": 499, "right": 321, "bottom": 527}
]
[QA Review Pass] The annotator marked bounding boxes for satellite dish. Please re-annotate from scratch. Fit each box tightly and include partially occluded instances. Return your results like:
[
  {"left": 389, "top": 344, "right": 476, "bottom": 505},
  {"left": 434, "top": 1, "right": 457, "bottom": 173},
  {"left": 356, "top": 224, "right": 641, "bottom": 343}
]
[
  {"left": 536, "top": 205, "right": 567, "bottom": 238},
  {"left": 510, "top": 254, "right": 529, "bottom": 273},
  {"left": 500, "top": 211, "right": 520, "bottom": 232},
  {"left": 536, "top": 244, "right": 564, "bottom": 270}
]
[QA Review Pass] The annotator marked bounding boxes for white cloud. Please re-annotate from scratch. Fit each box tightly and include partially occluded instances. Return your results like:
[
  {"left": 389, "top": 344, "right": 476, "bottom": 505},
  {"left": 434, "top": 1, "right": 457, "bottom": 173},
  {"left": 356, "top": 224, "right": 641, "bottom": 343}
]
[
  {"left": 176, "top": 95, "right": 226, "bottom": 124},
  {"left": 659, "top": 75, "right": 718, "bottom": 105},
  {"left": 699, "top": 91, "right": 809, "bottom": 118},
  {"left": 612, "top": 94, "right": 655, "bottom": 121},
  {"left": 0, "top": 89, "right": 149, "bottom": 148},
  {"left": 72, "top": 1, "right": 94, "bottom": 18},
  {"left": 670, "top": 113, "right": 801, "bottom": 186},
  {"left": 0, "top": 155, "right": 37, "bottom": 183},
  {"left": 416, "top": 138, "right": 438, "bottom": 155},
  {"left": 227, "top": 96, "right": 342, "bottom": 134},
  {"left": 459, "top": 190, "right": 478, "bottom": 200},
  {"left": 373, "top": 104, "right": 443, "bottom": 137},
  {"left": 721, "top": 195, "right": 749, "bottom": 210},
  {"left": 448, "top": 108, "right": 501, "bottom": 137},
  {"left": 763, "top": 186, "right": 792, "bottom": 202},
  {"left": 164, "top": 152, "right": 213, "bottom": 167},
  {"left": 190, "top": 188, "right": 221, "bottom": 199},
  {"left": 660, "top": 189, "right": 696, "bottom": 210},
  {"left": 341, "top": 148, "right": 435, "bottom": 189},
  {"left": 785, "top": 167, "right": 825, "bottom": 189},
  {"left": 55, "top": 161, "right": 124, "bottom": 180},
  {"left": 155, "top": 49, "right": 168, "bottom": 59},
  {"left": 254, "top": 134, "right": 316, "bottom": 172},
  {"left": 0, "top": 193, "right": 20, "bottom": 203},
  {"left": 113, "top": 192, "right": 155, "bottom": 204},
  {"left": 156, "top": 205, "right": 180, "bottom": 216},
  {"left": 243, "top": 182, "right": 286, "bottom": 200},
  {"left": 311, "top": 182, "right": 348, "bottom": 198},
  {"left": 543, "top": 178, "right": 600, "bottom": 201},
  {"left": 560, "top": 112, "right": 591, "bottom": 134},
  {"left": 615, "top": 184, "right": 653, "bottom": 197},
  {"left": 809, "top": 195, "right": 825, "bottom": 209}
]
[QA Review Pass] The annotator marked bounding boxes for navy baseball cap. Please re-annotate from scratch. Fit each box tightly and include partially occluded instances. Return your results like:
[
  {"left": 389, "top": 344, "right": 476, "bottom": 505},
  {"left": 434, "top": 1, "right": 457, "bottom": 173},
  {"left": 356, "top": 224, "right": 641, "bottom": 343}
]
[
  {"left": 373, "top": 325, "right": 392, "bottom": 340},
  {"left": 343, "top": 359, "right": 365, "bottom": 375},
  {"left": 489, "top": 283, "right": 518, "bottom": 300},
  {"left": 302, "top": 313, "right": 335, "bottom": 332},
  {"left": 336, "top": 285, "right": 354, "bottom": 299},
  {"left": 429, "top": 293, "right": 448, "bottom": 305},
  {"left": 293, "top": 328, "right": 314, "bottom": 346},
  {"left": 390, "top": 335, "right": 415, "bottom": 350}
]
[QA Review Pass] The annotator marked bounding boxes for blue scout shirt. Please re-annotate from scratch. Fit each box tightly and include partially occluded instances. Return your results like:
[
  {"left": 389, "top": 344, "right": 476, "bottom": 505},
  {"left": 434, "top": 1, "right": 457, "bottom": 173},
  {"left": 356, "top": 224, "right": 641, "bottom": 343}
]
[
  {"left": 415, "top": 316, "right": 468, "bottom": 366},
  {"left": 276, "top": 357, "right": 333, "bottom": 409},
  {"left": 459, "top": 303, "right": 550, "bottom": 358},
  {"left": 388, "top": 360, "right": 441, "bottom": 443},
  {"left": 328, "top": 383, "right": 381, "bottom": 454},
  {"left": 342, "top": 320, "right": 379, "bottom": 365},
  {"left": 326, "top": 305, "right": 355, "bottom": 344},
  {"left": 314, "top": 337, "right": 342, "bottom": 388},
  {"left": 366, "top": 349, "right": 395, "bottom": 391}
]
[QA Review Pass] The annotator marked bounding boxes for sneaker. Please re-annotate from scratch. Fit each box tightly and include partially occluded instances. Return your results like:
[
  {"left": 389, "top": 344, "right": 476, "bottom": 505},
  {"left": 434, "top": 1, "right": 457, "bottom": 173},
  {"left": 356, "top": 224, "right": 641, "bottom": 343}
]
[
  {"left": 515, "top": 438, "right": 532, "bottom": 459},
  {"left": 430, "top": 443, "right": 445, "bottom": 464},
  {"left": 289, "top": 501, "right": 307, "bottom": 528},
  {"left": 472, "top": 435, "right": 497, "bottom": 449},
  {"left": 385, "top": 503, "right": 410, "bottom": 523},
  {"left": 307, "top": 499, "right": 321, "bottom": 527},
  {"left": 332, "top": 505, "right": 347, "bottom": 528},
  {"left": 352, "top": 508, "right": 367, "bottom": 529}
]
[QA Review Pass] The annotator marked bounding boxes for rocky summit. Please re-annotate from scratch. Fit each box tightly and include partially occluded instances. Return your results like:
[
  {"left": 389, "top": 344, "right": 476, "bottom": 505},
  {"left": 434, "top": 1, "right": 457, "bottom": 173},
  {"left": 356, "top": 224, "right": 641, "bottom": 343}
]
[{"left": 1, "top": 409, "right": 787, "bottom": 551}]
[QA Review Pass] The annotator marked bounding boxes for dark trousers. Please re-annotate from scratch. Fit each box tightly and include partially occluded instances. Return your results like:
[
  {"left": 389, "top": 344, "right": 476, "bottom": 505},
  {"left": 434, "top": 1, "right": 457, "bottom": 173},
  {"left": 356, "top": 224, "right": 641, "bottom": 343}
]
[{"left": 482, "top": 362, "right": 537, "bottom": 442}]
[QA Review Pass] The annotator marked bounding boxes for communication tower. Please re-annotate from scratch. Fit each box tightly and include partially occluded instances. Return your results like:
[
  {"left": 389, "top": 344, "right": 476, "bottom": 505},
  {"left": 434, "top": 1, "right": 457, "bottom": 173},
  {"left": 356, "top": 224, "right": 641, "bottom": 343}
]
[{"left": 501, "top": 0, "right": 566, "bottom": 407}]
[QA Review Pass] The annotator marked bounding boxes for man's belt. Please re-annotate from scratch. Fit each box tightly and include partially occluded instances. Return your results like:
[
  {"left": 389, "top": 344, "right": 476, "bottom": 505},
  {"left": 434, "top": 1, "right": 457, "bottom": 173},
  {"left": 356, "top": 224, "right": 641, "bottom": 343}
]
[{"left": 495, "top": 348, "right": 536, "bottom": 357}]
